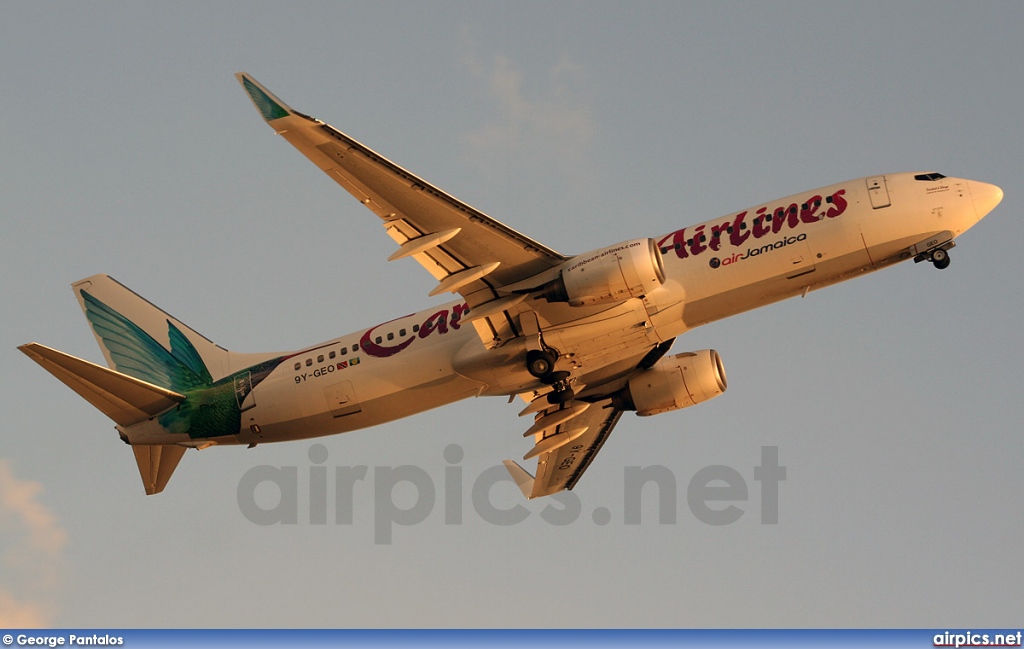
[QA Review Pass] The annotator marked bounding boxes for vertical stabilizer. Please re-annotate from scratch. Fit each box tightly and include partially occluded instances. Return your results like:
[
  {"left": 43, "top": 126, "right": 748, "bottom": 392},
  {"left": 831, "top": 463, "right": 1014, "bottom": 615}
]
[
  {"left": 72, "top": 274, "right": 234, "bottom": 384},
  {"left": 133, "top": 445, "right": 187, "bottom": 495}
]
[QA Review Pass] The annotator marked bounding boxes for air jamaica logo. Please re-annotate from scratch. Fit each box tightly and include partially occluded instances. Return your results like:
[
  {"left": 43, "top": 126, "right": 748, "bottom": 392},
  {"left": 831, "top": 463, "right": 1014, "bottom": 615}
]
[{"left": 708, "top": 233, "right": 808, "bottom": 269}]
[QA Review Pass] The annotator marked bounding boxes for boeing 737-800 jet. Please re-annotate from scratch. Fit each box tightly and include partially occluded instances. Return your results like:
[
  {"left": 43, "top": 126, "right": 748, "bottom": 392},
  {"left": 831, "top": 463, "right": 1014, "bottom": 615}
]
[{"left": 20, "top": 74, "right": 1003, "bottom": 498}]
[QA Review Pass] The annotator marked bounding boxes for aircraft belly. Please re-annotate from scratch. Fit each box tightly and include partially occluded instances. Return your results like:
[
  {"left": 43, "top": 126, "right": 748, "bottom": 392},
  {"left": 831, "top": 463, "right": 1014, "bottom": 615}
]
[{"left": 238, "top": 372, "right": 481, "bottom": 444}]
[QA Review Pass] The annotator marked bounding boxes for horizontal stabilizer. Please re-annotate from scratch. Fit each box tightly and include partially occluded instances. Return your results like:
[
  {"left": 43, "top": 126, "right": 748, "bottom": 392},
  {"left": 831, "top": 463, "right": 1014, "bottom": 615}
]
[
  {"left": 19, "top": 343, "right": 185, "bottom": 427},
  {"left": 133, "top": 444, "right": 187, "bottom": 495}
]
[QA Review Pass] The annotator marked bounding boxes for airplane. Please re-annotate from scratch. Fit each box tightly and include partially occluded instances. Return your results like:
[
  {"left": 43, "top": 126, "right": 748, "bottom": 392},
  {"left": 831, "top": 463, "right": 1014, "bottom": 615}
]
[{"left": 19, "top": 73, "right": 1004, "bottom": 498}]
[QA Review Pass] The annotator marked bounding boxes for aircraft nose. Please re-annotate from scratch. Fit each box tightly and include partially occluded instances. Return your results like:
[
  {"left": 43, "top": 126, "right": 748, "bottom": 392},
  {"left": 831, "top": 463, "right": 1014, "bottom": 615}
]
[{"left": 967, "top": 180, "right": 1004, "bottom": 220}]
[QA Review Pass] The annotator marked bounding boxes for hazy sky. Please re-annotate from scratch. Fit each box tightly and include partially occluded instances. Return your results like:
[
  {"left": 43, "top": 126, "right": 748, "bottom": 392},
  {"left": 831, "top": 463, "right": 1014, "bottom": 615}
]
[{"left": 2, "top": 1, "right": 1022, "bottom": 628}]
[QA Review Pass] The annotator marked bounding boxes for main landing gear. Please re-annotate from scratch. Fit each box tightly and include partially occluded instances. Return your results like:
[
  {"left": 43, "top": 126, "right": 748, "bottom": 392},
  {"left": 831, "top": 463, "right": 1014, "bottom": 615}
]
[
  {"left": 526, "top": 349, "right": 557, "bottom": 378},
  {"left": 526, "top": 349, "right": 575, "bottom": 404}
]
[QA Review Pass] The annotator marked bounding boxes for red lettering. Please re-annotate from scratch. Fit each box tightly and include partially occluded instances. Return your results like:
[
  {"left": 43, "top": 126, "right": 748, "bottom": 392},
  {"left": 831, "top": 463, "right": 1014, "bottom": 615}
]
[
  {"left": 826, "top": 189, "right": 847, "bottom": 218},
  {"left": 726, "top": 212, "right": 749, "bottom": 248},
  {"left": 657, "top": 228, "right": 689, "bottom": 259},
  {"left": 689, "top": 225, "right": 707, "bottom": 256},
  {"left": 660, "top": 188, "right": 845, "bottom": 262},
  {"left": 771, "top": 204, "right": 799, "bottom": 234},
  {"left": 450, "top": 303, "right": 469, "bottom": 330},
  {"left": 419, "top": 309, "right": 449, "bottom": 338},
  {"left": 360, "top": 322, "right": 415, "bottom": 358},
  {"left": 708, "top": 219, "right": 732, "bottom": 251},
  {"left": 800, "top": 195, "right": 823, "bottom": 224},
  {"left": 752, "top": 208, "right": 771, "bottom": 238}
]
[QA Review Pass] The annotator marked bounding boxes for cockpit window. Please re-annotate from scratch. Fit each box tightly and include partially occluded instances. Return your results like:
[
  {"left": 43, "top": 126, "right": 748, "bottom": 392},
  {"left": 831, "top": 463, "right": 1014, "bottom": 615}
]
[{"left": 915, "top": 173, "right": 947, "bottom": 181}]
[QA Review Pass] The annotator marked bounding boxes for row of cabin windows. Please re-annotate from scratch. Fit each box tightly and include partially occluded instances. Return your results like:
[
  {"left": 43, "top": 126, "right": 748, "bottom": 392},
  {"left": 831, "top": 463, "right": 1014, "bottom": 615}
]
[
  {"left": 294, "top": 344, "right": 358, "bottom": 370},
  {"left": 291, "top": 324, "right": 423, "bottom": 370}
]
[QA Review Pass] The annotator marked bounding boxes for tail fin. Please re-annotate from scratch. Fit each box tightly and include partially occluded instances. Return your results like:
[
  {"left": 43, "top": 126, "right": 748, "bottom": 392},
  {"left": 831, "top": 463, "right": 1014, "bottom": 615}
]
[
  {"left": 73, "top": 274, "right": 232, "bottom": 387},
  {"left": 22, "top": 275, "right": 281, "bottom": 496}
]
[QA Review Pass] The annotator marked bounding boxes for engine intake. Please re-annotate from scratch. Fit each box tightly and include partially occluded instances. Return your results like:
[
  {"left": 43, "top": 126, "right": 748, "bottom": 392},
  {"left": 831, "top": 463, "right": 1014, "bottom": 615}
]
[
  {"left": 613, "top": 349, "right": 727, "bottom": 416},
  {"left": 540, "top": 238, "right": 666, "bottom": 306}
]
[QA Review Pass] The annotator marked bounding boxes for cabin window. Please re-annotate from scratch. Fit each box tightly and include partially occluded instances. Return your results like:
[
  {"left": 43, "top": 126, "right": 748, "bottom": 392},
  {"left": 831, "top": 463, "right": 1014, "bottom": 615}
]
[
  {"left": 317, "top": 355, "right": 324, "bottom": 363},
  {"left": 412, "top": 324, "right": 419, "bottom": 333},
  {"left": 329, "top": 351, "right": 336, "bottom": 360},
  {"left": 353, "top": 344, "right": 359, "bottom": 351},
  {"left": 306, "top": 359, "right": 313, "bottom": 367},
  {"left": 399, "top": 328, "right": 406, "bottom": 336},
  {"left": 341, "top": 347, "right": 348, "bottom": 356},
  {"left": 387, "top": 332, "right": 394, "bottom": 341},
  {"left": 294, "top": 362, "right": 301, "bottom": 371},
  {"left": 375, "top": 336, "right": 382, "bottom": 344}
]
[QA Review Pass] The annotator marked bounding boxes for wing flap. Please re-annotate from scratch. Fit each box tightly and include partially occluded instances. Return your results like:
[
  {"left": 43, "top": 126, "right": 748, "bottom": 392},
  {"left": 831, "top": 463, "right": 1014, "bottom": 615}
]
[{"left": 507, "top": 397, "right": 623, "bottom": 499}]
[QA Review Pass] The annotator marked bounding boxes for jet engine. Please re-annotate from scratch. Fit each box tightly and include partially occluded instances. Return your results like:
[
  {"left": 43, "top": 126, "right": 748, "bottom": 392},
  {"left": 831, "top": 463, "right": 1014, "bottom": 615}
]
[
  {"left": 539, "top": 238, "right": 666, "bottom": 306},
  {"left": 612, "top": 349, "right": 727, "bottom": 416}
]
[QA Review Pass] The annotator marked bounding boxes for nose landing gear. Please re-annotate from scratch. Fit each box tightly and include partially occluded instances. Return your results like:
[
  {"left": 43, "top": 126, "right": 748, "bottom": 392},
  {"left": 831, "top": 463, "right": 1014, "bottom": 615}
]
[
  {"left": 909, "top": 234, "right": 955, "bottom": 271},
  {"left": 930, "top": 248, "right": 951, "bottom": 270}
]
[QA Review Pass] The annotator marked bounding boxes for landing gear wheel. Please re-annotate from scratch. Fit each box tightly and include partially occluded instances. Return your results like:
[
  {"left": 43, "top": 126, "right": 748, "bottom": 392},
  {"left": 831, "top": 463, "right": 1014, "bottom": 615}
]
[
  {"left": 526, "top": 350, "right": 557, "bottom": 379},
  {"left": 931, "top": 248, "right": 950, "bottom": 270}
]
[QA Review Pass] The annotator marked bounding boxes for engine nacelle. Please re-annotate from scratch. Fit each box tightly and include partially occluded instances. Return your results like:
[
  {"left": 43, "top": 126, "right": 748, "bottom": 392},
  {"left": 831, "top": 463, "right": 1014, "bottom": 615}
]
[
  {"left": 613, "top": 349, "right": 727, "bottom": 416},
  {"left": 540, "top": 238, "right": 666, "bottom": 306}
]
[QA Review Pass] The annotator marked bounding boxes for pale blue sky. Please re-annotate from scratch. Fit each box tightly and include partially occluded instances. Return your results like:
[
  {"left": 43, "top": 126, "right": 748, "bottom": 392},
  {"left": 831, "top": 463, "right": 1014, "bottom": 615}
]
[{"left": 1, "top": 1, "right": 1022, "bottom": 627}]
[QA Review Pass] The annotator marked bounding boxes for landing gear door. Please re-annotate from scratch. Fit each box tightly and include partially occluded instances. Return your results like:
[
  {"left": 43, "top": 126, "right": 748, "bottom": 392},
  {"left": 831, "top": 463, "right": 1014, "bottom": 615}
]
[{"left": 866, "top": 176, "right": 891, "bottom": 209}]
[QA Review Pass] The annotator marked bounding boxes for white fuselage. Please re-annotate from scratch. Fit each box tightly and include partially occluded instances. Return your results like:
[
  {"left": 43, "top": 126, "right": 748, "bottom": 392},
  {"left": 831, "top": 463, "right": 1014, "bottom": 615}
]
[{"left": 135, "top": 172, "right": 998, "bottom": 447}]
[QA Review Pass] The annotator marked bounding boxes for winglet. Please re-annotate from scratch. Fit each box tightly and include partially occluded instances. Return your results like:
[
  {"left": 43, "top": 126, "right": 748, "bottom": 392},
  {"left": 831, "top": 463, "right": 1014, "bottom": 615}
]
[
  {"left": 235, "top": 72, "right": 293, "bottom": 122},
  {"left": 502, "top": 460, "right": 536, "bottom": 500}
]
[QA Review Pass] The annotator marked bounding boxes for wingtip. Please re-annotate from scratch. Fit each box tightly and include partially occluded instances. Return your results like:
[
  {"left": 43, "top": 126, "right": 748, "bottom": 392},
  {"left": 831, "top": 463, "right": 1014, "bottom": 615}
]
[
  {"left": 502, "top": 459, "right": 536, "bottom": 500},
  {"left": 236, "top": 72, "right": 292, "bottom": 122}
]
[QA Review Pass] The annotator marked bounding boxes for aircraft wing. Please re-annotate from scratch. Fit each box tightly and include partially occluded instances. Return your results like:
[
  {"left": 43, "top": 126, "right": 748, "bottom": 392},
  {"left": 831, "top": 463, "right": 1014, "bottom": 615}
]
[
  {"left": 237, "top": 73, "right": 567, "bottom": 305},
  {"left": 504, "top": 397, "right": 623, "bottom": 499}
]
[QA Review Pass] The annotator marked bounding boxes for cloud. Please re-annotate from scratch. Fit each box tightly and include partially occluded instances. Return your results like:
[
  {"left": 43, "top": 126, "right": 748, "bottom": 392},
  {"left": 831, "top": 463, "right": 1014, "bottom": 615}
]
[
  {"left": 0, "top": 460, "right": 67, "bottom": 627},
  {"left": 459, "top": 44, "right": 598, "bottom": 205}
]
